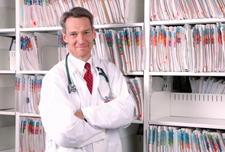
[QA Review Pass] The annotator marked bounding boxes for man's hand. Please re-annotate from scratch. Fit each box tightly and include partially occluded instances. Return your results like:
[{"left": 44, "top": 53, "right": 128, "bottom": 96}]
[
  {"left": 74, "top": 109, "right": 84, "bottom": 119},
  {"left": 105, "top": 97, "right": 116, "bottom": 103}
]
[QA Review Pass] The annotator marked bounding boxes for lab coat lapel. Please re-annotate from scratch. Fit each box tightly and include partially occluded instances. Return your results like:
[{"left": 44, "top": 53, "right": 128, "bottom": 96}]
[
  {"left": 88, "top": 57, "right": 101, "bottom": 107},
  {"left": 68, "top": 54, "right": 92, "bottom": 109},
  {"left": 72, "top": 72, "right": 92, "bottom": 108},
  {"left": 91, "top": 56, "right": 106, "bottom": 106}
]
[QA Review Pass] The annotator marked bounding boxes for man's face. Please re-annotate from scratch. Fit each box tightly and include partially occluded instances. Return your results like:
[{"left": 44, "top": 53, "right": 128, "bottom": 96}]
[{"left": 63, "top": 17, "right": 96, "bottom": 62}]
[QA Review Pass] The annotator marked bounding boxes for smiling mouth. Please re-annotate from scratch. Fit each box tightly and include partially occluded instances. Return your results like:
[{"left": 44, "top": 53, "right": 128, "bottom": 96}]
[{"left": 76, "top": 46, "right": 87, "bottom": 49}]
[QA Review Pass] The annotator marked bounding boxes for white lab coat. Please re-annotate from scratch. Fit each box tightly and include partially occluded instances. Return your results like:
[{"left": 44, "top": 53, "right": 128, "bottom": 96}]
[{"left": 39, "top": 54, "right": 135, "bottom": 152}]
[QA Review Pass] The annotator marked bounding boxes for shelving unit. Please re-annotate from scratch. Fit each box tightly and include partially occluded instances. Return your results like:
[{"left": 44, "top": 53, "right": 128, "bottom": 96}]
[
  {"left": 3, "top": 0, "right": 218, "bottom": 151},
  {"left": 10, "top": 0, "right": 146, "bottom": 152},
  {"left": 0, "top": 3, "right": 16, "bottom": 146},
  {"left": 144, "top": 1, "right": 225, "bottom": 152},
  {"left": 0, "top": 0, "right": 157, "bottom": 151}
]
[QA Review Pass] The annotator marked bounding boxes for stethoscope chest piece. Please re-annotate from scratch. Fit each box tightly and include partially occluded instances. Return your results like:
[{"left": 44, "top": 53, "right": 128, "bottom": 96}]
[{"left": 68, "top": 84, "right": 77, "bottom": 93}]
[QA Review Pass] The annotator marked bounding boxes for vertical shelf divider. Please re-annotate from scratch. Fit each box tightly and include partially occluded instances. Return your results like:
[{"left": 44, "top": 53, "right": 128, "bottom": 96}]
[{"left": 144, "top": 0, "right": 150, "bottom": 152}]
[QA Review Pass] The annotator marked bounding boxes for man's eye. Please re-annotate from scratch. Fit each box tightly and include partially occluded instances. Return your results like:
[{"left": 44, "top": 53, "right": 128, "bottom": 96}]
[
  {"left": 85, "top": 32, "right": 89, "bottom": 34},
  {"left": 71, "top": 34, "right": 76, "bottom": 36}
]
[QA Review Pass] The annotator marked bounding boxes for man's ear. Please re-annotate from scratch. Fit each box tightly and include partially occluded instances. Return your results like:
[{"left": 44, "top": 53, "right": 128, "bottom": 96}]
[
  {"left": 93, "top": 27, "right": 96, "bottom": 39},
  {"left": 62, "top": 31, "right": 67, "bottom": 43}
]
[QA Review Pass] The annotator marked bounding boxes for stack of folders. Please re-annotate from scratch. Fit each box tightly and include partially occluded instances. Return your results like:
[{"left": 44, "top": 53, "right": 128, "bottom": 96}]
[
  {"left": 15, "top": 74, "right": 44, "bottom": 114},
  {"left": 150, "top": 23, "right": 225, "bottom": 72},
  {"left": 19, "top": 117, "right": 46, "bottom": 152},
  {"left": 189, "top": 76, "right": 225, "bottom": 94},
  {"left": 19, "top": 0, "right": 130, "bottom": 28},
  {"left": 92, "top": 27, "right": 145, "bottom": 74},
  {"left": 148, "top": 126, "right": 225, "bottom": 152},
  {"left": 58, "top": 31, "right": 70, "bottom": 61},
  {"left": 20, "top": 33, "right": 41, "bottom": 71},
  {"left": 20, "top": 32, "right": 57, "bottom": 71},
  {"left": 126, "top": 77, "right": 144, "bottom": 121},
  {"left": 150, "top": 0, "right": 225, "bottom": 21}
]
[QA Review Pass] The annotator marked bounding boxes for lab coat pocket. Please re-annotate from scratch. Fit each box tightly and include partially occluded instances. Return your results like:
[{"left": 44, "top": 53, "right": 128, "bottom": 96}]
[
  {"left": 45, "top": 138, "right": 57, "bottom": 152},
  {"left": 92, "top": 139, "right": 107, "bottom": 152},
  {"left": 107, "top": 141, "right": 122, "bottom": 152},
  {"left": 68, "top": 91, "right": 81, "bottom": 110}
]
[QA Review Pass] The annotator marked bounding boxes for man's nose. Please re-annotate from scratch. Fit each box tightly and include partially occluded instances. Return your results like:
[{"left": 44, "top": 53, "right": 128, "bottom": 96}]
[{"left": 77, "top": 34, "right": 85, "bottom": 43}]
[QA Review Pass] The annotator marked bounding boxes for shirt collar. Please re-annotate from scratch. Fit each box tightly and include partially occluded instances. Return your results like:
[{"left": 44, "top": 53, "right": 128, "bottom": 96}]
[{"left": 69, "top": 54, "right": 93, "bottom": 76}]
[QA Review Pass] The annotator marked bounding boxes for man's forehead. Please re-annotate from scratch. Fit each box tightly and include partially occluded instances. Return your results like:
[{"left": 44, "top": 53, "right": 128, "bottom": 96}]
[
  {"left": 66, "top": 17, "right": 90, "bottom": 25},
  {"left": 65, "top": 17, "right": 92, "bottom": 30},
  {"left": 68, "top": 28, "right": 91, "bottom": 33}
]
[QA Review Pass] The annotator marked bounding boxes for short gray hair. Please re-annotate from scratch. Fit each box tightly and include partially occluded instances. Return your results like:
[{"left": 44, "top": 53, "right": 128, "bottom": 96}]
[{"left": 60, "top": 7, "right": 94, "bottom": 34}]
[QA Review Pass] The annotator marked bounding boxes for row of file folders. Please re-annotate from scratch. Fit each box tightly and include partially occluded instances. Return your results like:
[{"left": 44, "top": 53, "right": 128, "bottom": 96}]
[
  {"left": 150, "top": 0, "right": 225, "bottom": 21},
  {"left": 15, "top": 74, "right": 44, "bottom": 114},
  {"left": 126, "top": 77, "right": 144, "bottom": 121},
  {"left": 20, "top": 26, "right": 145, "bottom": 74},
  {"left": 20, "top": 0, "right": 130, "bottom": 28},
  {"left": 148, "top": 125, "right": 225, "bottom": 152},
  {"left": 189, "top": 77, "right": 225, "bottom": 94},
  {"left": 15, "top": 73, "right": 144, "bottom": 121},
  {"left": 19, "top": 117, "right": 46, "bottom": 152},
  {"left": 149, "top": 23, "right": 225, "bottom": 72}
]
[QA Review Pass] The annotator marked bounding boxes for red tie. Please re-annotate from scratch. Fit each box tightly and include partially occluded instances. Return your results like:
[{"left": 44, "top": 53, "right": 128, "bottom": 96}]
[{"left": 84, "top": 63, "right": 93, "bottom": 94}]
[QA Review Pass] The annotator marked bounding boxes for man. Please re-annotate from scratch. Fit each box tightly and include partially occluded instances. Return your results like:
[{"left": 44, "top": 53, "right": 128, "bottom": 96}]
[{"left": 39, "top": 7, "right": 135, "bottom": 152}]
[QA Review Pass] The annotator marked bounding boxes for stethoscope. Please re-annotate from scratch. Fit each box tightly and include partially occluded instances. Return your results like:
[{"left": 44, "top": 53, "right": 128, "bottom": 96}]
[{"left": 65, "top": 53, "right": 114, "bottom": 101}]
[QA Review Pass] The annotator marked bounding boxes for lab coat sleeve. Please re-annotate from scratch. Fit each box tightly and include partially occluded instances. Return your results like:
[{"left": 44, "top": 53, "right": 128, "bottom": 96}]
[
  {"left": 39, "top": 68, "right": 106, "bottom": 148},
  {"left": 82, "top": 62, "right": 135, "bottom": 129}
]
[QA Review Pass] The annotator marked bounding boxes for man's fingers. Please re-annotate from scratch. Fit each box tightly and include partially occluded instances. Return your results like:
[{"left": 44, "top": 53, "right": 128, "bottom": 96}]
[{"left": 104, "top": 97, "right": 116, "bottom": 103}]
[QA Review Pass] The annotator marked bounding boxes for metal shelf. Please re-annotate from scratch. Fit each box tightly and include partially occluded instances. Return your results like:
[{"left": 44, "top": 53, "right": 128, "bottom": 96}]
[
  {"left": 17, "top": 70, "right": 48, "bottom": 75},
  {"left": 0, "top": 148, "right": 15, "bottom": 152},
  {"left": 94, "top": 23, "right": 144, "bottom": 29},
  {"left": 0, "top": 109, "right": 15, "bottom": 116},
  {"left": 18, "top": 70, "right": 144, "bottom": 75},
  {"left": 126, "top": 71, "right": 144, "bottom": 76},
  {"left": 0, "top": 71, "right": 16, "bottom": 74},
  {"left": 19, "top": 26, "right": 62, "bottom": 32},
  {"left": 150, "top": 116, "right": 225, "bottom": 130},
  {"left": 0, "top": 28, "right": 16, "bottom": 36},
  {"left": 0, "top": 28, "right": 15, "bottom": 33},
  {"left": 150, "top": 18, "right": 225, "bottom": 25},
  {"left": 19, "top": 23, "right": 144, "bottom": 32},
  {"left": 132, "top": 119, "right": 143, "bottom": 124},
  {"left": 149, "top": 72, "right": 225, "bottom": 76},
  {"left": 19, "top": 113, "right": 41, "bottom": 117}
]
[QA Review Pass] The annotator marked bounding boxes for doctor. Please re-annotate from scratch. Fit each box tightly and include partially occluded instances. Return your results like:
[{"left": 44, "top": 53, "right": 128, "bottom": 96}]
[{"left": 39, "top": 7, "right": 135, "bottom": 152}]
